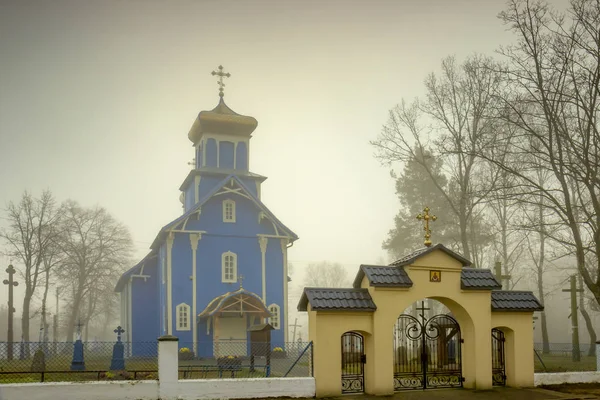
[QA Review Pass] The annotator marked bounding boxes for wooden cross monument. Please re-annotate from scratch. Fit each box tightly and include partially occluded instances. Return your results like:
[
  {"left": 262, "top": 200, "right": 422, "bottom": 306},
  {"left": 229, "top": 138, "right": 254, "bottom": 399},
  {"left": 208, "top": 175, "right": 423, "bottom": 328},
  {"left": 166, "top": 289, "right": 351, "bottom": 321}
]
[
  {"left": 3, "top": 265, "right": 19, "bottom": 360},
  {"left": 562, "top": 274, "right": 583, "bottom": 362}
]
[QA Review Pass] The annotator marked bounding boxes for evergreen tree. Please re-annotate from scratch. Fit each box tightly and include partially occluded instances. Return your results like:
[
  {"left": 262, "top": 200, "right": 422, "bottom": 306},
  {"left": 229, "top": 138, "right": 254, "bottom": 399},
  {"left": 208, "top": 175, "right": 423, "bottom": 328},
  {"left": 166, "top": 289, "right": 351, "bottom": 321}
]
[{"left": 383, "top": 149, "right": 459, "bottom": 259}]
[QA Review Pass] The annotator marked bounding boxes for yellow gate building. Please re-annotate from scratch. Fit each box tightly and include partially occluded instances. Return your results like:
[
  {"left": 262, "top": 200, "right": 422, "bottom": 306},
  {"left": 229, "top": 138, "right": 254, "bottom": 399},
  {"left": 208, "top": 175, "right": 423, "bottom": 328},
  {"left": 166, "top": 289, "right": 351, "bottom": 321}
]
[{"left": 298, "top": 244, "right": 543, "bottom": 397}]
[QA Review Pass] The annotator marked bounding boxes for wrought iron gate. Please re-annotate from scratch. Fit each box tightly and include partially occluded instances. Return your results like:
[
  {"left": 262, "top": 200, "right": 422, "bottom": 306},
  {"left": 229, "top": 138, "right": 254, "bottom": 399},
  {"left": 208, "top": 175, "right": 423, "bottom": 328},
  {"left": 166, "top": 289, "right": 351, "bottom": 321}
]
[
  {"left": 491, "top": 328, "right": 506, "bottom": 386},
  {"left": 341, "top": 332, "right": 365, "bottom": 394},
  {"left": 393, "top": 314, "right": 462, "bottom": 390}
]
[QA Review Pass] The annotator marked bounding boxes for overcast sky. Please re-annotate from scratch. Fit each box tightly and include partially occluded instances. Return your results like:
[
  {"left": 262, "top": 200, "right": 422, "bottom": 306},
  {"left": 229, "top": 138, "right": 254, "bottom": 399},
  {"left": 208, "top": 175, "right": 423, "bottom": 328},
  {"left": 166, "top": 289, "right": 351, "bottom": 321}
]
[{"left": 3, "top": 0, "right": 587, "bottom": 342}]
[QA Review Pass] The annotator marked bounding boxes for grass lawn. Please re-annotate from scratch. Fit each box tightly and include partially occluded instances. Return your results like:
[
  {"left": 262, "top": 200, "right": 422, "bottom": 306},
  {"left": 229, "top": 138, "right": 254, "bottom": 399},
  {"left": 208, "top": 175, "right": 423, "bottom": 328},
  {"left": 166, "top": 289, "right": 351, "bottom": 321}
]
[
  {"left": 534, "top": 353, "right": 596, "bottom": 372},
  {"left": 0, "top": 356, "right": 158, "bottom": 383}
]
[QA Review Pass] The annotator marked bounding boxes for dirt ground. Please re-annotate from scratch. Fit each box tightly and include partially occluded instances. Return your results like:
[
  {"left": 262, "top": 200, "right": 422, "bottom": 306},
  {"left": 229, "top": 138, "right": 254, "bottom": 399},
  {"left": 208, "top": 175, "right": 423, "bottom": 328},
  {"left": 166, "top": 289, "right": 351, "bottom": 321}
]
[
  {"left": 313, "top": 386, "right": 600, "bottom": 399},
  {"left": 541, "top": 383, "right": 600, "bottom": 397}
]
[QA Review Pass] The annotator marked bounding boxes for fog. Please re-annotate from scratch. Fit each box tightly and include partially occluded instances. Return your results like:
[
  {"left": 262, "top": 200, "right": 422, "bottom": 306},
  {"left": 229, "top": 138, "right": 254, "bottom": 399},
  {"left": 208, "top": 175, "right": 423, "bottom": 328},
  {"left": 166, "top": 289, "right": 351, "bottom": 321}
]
[{"left": 3, "top": 0, "right": 596, "bottom": 346}]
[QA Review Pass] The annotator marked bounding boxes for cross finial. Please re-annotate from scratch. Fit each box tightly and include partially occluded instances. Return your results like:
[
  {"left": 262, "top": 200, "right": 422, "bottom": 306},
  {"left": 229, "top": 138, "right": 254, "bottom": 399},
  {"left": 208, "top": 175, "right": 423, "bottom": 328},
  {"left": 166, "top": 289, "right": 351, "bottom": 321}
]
[
  {"left": 416, "top": 206, "right": 437, "bottom": 247},
  {"left": 238, "top": 274, "right": 244, "bottom": 289},
  {"left": 3, "top": 265, "right": 18, "bottom": 287},
  {"left": 75, "top": 318, "right": 84, "bottom": 340},
  {"left": 114, "top": 326, "right": 125, "bottom": 342},
  {"left": 211, "top": 65, "right": 231, "bottom": 98}
]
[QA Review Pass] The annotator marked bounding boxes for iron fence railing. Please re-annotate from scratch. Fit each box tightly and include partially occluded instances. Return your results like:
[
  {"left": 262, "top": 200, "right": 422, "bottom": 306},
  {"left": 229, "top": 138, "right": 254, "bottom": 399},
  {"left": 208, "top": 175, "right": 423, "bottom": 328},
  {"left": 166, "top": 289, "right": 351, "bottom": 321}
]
[
  {"left": 177, "top": 341, "right": 313, "bottom": 379},
  {"left": 0, "top": 341, "right": 158, "bottom": 383}
]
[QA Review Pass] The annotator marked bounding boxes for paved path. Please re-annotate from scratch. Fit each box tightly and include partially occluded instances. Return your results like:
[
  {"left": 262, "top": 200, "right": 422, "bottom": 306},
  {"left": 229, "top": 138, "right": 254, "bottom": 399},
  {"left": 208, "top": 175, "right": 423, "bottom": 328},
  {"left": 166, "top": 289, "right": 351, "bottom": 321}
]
[{"left": 321, "top": 387, "right": 598, "bottom": 399}]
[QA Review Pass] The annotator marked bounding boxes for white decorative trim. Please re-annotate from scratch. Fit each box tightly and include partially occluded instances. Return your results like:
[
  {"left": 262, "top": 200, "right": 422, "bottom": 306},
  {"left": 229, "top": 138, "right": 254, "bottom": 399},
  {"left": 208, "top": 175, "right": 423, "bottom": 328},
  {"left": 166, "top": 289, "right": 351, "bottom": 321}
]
[
  {"left": 281, "top": 239, "right": 289, "bottom": 342},
  {"left": 259, "top": 237, "right": 268, "bottom": 304},
  {"left": 221, "top": 251, "right": 237, "bottom": 283},
  {"left": 176, "top": 303, "right": 191, "bottom": 331},
  {"left": 127, "top": 279, "right": 132, "bottom": 353},
  {"left": 223, "top": 199, "right": 236, "bottom": 223},
  {"left": 194, "top": 175, "right": 201, "bottom": 205},
  {"left": 267, "top": 304, "right": 280, "bottom": 330},
  {"left": 166, "top": 232, "right": 175, "bottom": 335},
  {"left": 256, "top": 181, "right": 260, "bottom": 200},
  {"left": 190, "top": 233, "right": 201, "bottom": 354}
]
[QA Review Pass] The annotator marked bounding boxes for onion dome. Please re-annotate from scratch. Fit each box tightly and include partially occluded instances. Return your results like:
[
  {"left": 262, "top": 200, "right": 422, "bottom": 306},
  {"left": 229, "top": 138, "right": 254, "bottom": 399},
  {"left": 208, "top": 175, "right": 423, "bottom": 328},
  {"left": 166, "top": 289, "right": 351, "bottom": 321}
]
[
  {"left": 188, "top": 97, "right": 258, "bottom": 144},
  {"left": 188, "top": 65, "right": 258, "bottom": 144}
]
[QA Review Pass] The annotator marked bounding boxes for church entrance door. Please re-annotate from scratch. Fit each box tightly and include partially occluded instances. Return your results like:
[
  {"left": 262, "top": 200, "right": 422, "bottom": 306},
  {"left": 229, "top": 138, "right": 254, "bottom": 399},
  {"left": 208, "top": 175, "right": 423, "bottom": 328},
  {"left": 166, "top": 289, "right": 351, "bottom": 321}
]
[
  {"left": 214, "top": 315, "right": 247, "bottom": 357},
  {"left": 393, "top": 314, "right": 462, "bottom": 390}
]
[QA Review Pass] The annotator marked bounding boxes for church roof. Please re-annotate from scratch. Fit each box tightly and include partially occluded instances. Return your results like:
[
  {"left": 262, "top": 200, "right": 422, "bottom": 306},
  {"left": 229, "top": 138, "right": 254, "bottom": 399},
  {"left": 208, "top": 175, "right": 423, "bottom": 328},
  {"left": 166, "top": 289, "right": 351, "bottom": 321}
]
[
  {"left": 390, "top": 244, "right": 472, "bottom": 267},
  {"left": 491, "top": 291, "right": 544, "bottom": 312},
  {"left": 179, "top": 168, "right": 267, "bottom": 191},
  {"left": 461, "top": 268, "right": 502, "bottom": 290},
  {"left": 352, "top": 265, "right": 413, "bottom": 288},
  {"left": 114, "top": 251, "right": 157, "bottom": 292},
  {"left": 351, "top": 263, "right": 501, "bottom": 291},
  {"left": 198, "top": 288, "right": 271, "bottom": 318},
  {"left": 151, "top": 174, "right": 298, "bottom": 249},
  {"left": 297, "top": 288, "right": 377, "bottom": 312},
  {"left": 297, "top": 287, "right": 543, "bottom": 313},
  {"left": 188, "top": 97, "right": 258, "bottom": 144}
]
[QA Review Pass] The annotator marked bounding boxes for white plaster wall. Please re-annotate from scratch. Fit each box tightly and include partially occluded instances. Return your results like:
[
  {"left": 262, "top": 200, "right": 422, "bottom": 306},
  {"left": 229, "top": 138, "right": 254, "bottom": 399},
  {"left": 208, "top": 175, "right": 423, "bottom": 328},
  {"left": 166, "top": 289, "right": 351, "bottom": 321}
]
[
  {"left": 0, "top": 380, "right": 158, "bottom": 400},
  {"left": 164, "top": 377, "right": 316, "bottom": 400},
  {"left": 535, "top": 372, "right": 600, "bottom": 386}
]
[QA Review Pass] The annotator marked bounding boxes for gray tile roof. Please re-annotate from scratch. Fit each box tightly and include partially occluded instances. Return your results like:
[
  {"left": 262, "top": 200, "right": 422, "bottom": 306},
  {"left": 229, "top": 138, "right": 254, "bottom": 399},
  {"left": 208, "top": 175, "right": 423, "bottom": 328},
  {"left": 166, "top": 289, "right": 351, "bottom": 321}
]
[
  {"left": 491, "top": 291, "right": 544, "bottom": 312},
  {"left": 353, "top": 265, "right": 413, "bottom": 288},
  {"left": 297, "top": 288, "right": 377, "bottom": 312},
  {"left": 390, "top": 244, "right": 472, "bottom": 267},
  {"left": 461, "top": 268, "right": 502, "bottom": 290}
]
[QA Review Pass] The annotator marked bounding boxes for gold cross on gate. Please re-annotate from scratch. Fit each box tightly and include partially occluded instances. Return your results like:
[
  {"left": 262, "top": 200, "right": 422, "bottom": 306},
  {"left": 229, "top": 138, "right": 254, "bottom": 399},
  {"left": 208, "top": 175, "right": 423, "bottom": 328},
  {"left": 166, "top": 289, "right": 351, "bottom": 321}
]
[
  {"left": 416, "top": 206, "right": 437, "bottom": 247},
  {"left": 211, "top": 65, "right": 231, "bottom": 97}
]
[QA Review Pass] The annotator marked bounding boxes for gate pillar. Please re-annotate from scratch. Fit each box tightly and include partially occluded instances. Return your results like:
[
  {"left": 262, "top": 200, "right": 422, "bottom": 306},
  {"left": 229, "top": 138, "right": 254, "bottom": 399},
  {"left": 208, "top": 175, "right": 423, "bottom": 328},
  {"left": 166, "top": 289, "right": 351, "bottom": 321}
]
[{"left": 473, "top": 322, "right": 493, "bottom": 389}]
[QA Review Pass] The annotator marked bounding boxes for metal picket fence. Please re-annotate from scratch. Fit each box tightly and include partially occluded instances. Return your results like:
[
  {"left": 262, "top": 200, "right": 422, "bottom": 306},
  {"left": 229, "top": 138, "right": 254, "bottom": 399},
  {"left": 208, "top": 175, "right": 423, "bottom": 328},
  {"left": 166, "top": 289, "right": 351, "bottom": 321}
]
[
  {"left": 0, "top": 341, "right": 158, "bottom": 383},
  {"left": 177, "top": 341, "right": 313, "bottom": 379}
]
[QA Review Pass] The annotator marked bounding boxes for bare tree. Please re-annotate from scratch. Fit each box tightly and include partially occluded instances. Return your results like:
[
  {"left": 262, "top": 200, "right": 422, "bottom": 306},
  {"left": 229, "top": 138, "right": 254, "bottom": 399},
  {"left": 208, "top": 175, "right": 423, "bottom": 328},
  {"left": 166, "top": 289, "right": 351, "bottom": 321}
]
[
  {"left": 55, "top": 201, "right": 133, "bottom": 341},
  {"left": 372, "top": 55, "right": 502, "bottom": 260},
  {"left": 0, "top": 190, "right": 60, "bottom": 346},
  {"left": 487, "top": 0, "right": 600, "bottom": 306},
  {"left": 578, "top": 273, "right": 596, "bottom": 357},
  {"left": 303, "top": 261, "right": 351, "bottom": 288}
]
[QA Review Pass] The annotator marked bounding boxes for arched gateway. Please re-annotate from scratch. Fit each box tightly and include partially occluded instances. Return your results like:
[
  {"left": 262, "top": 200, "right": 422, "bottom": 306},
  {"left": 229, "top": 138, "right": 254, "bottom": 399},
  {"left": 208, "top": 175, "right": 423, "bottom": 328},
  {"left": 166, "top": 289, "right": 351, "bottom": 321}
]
[{"left": 298, "top": 243, "right": 543, "bottom": 397}]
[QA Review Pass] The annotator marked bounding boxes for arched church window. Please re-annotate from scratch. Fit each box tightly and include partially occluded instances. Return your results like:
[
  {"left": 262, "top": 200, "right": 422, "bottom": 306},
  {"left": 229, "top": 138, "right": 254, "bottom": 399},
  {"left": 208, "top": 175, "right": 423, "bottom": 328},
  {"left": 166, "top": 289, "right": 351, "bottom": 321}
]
[
  {"left": 223, "top": 199, "right": 236, "bottom": 223},
  {"left": 176, "top": 303, "right": 190, "bottom": 331},
  {"left": 222, "top": 251, "right": 237, "bottom": 283},
  {"left": 268, "top": 304, "right": 280, "bottom": 329}
]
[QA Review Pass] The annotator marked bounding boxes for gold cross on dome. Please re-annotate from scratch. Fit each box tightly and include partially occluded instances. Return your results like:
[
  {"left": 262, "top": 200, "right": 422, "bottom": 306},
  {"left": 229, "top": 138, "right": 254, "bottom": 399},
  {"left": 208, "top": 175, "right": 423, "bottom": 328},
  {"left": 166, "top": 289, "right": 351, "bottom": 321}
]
[
  {"left": 211, "top": 65, "right": 231, "bottom": 97},
  {"left": 416, "top": 206, "right": 437, "bottom": 247}
]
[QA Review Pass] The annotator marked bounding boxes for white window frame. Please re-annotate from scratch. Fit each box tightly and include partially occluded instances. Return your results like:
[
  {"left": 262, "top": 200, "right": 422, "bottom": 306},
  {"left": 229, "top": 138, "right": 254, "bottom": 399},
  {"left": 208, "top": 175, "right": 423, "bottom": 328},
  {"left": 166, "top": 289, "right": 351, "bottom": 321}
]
[
  {"left": 268, "top": 303, "right": 280, "bottom": 330},
  {"left": 176, "top": 303, "right": 191, "bottom": 331},
  {"left": 223, "top": 199, "right": 236, "bottom": 223},
  {"left": 221, "top": 251, "right": 237, "bottom": 283}
]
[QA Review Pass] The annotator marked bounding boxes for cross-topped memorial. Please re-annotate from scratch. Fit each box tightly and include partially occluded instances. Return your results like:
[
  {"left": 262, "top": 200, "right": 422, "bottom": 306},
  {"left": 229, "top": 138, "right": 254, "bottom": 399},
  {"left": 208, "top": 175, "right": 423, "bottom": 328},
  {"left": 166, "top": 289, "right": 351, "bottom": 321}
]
[
  {"left": 211, "top": 65, "right": 231, "bottom": 97},
  {"left": 114, "top": 326, "right": 125, "bottom": 343},
  {"left": 75, "top": 318, "right": 84, "bottom": 340},
  {"left": 416, "top": 206, "right": 437, "bottom": 247}
]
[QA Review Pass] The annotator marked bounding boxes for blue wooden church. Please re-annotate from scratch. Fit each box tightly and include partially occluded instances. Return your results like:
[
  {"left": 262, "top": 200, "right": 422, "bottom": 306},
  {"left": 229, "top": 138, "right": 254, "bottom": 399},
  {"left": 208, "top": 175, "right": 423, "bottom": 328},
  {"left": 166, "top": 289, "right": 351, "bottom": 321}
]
[{"left": 115, "top": 66, "right": 298, "bottom": 357}]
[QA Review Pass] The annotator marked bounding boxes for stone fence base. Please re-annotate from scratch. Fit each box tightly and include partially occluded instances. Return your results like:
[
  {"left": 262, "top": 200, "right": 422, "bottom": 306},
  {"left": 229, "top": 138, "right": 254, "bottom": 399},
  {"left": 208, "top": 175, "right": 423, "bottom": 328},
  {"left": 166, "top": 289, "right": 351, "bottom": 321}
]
[
  {"left": 535, "top": 372, "right": 600, "bottom": 386},
  {"left": 0, "top": 378, "right": 315, "bottom": 400}
]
